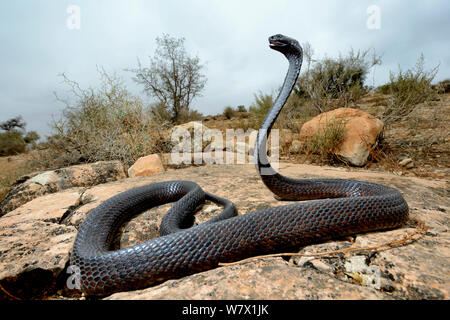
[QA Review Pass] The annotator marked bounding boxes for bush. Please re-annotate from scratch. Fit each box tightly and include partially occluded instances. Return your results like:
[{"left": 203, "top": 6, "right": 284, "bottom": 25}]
[
  {"left": 297, "top": 46, "right": 380, "bottom": 112},
  {"left": 0, "top": 131, "right": 26, "bottom": 156},
  {"left": 45, "top": 68, "right": 171, "bottom": 168},
  {"left": 435, "top": 78, "right": 450, "bottom": 94},
  {"left": 304, "top": 119, "right": 346, "bottom": 162},
  {"left": 248, "top": 91, "right": 274, "bottom": 127},
  {"left": 379, "top": 54, "right": 438, "bottom": 125},
  {"left": 178, "top": 108, "right": 204, "bottom": 124},
  {"left": 236, "top": 105, "right": 246, "bottom": 112},
  {"left": 0, "top": 116, "right": 40, "bottom": 156},
  {"left": 223, "top": 106, "right": 235, "bottom": 119}
]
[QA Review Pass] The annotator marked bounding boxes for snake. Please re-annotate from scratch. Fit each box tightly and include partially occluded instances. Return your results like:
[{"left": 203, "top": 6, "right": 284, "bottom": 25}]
[{"left": 70, "top": 34, "right": 409, "bottom": 296}]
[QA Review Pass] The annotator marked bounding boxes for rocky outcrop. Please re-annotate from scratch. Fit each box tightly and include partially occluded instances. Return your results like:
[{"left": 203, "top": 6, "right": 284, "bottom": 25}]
[
  {"left": 128, "top": 154, "right": 165, "bottom": 177},
  {"left": 0, "top": 163, "right": 448, "bottom": 300},
  {"left": 0, "top": 189, "right": 81, "bottom": 299},
  {"left": 300, "top": 108, "right": 384, "bottom": 166},
  {"left": 0, "top": 161, "right": 126, "bottom": 217}
]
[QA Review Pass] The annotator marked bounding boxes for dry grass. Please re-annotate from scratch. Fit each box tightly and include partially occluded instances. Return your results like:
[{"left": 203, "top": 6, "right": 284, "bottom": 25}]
[
  {"left": 0, "top": 152, "right": 42, "bottom": 203},
  {"left": 302, "top": 119, "right": 347, "bottom": 163}
]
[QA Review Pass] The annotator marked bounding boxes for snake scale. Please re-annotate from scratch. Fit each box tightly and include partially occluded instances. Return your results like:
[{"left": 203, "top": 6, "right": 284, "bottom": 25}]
[{"left": 70, "top": 34, "right": 409, "bottom": 296}]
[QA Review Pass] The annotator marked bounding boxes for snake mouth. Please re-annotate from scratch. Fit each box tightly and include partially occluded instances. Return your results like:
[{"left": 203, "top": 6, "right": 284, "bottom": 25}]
[{"left": 269, "top": 40, "right": 287, "bottom": 48}]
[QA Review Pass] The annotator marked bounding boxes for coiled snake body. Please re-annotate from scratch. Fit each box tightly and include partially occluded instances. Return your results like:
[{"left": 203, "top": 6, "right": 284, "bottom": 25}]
[{"left": 71, "top": 34, "right": 409, "bottom": 296}]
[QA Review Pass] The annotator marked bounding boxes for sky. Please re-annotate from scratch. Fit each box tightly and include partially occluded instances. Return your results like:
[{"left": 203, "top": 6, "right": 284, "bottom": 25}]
[{"left": 0, "top": 0, "right": 449, "bottom": 138}]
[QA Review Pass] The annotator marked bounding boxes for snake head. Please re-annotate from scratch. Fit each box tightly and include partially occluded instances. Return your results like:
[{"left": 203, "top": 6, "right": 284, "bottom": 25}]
[{"left": 269, "top": 34, "right": 302, "bottom": 57}]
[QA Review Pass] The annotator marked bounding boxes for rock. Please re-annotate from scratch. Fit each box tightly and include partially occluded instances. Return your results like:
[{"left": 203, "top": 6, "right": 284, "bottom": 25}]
[
  {"left": 0, "top": 189, "right": 81, "bottom": 299},
  {"left": 172, "top": 121, "right": 211, "bottom": 146},
  {"left": 0, "top": 161, "right": 126, "bottom": 217},
  {"left": 0, "top": 163, "right": 448, "bottom": 300},
  {"left": 399, "top": 158, "right": 414, "bottom": 169},
  {"left": 128, "top": 154, "right": 165, "bottom": 177},
  {"left": 300, "top": 108, "right": 384, "bottom": 166},
  {"left": 405, "top": 162, "right": 414, "bottom": 169},
  {"left": 344, "top": 256, "right": 394, "bottom": 291}
]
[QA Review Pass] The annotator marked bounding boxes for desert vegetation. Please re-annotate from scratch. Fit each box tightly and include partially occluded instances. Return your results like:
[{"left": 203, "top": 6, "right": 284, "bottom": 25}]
[{"left": 0, "top": 37, "right": 448, "bottom": 203}]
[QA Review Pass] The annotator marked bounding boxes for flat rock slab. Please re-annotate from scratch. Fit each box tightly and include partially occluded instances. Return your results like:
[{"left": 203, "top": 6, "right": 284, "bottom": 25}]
[
  {"left": 0, "top": 163, "right": 448, "bottom": 299},
  {"left": 0, "top": 160, "right": 126, "bottom": 217}
]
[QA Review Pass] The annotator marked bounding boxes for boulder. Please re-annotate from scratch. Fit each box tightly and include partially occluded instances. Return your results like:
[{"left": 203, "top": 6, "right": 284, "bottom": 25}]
[
  {"left": 128, "top": 154, "right": 165, "bottom": 177},
  {"left": 300, "top": 108, "right": 384, "bottom": 166},
  {"left": 172, "top": 121, "right": 210, "bottom": 144},
  {"left": 0, "top": 163, "right": 448, "bottom": 300},
  {"left": 0, "top": 160, "right": 126, "bottom": 217},
  {"left": 0, "top": 188, "right": 81, "bottom": 299}
]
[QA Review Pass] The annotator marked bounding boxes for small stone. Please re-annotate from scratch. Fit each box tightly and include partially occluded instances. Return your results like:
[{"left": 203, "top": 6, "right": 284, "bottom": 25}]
[
  {"left": 405, "top": 162, "right": 414, "bottom": 169},
  {"left": 310, "top": 259, "right": 333, "bottom": 272},
  {"left": 399, "top": 158, "right": 413, "bottom": 167}
]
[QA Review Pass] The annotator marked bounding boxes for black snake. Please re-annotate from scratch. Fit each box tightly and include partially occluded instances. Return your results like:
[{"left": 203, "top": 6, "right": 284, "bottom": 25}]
[{"left": 70, "top": 34, "right": 409, "bottom": 296}]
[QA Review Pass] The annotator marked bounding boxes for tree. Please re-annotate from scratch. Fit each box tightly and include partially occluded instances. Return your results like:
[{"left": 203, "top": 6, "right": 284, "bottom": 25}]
[
  {"left": 0, "top": 116, "right": 40, "bottom": 155},
  {"left": 0, "top": 116, "right": 26, "bottom": 132},
  {"left": 129, "top": 34, "right": 207, "bottom": 124}
]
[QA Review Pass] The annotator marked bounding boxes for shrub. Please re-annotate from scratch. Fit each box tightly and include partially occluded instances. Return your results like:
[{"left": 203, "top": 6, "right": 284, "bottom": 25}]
[
  {"left": 236, "top": 105, "right": 246, "bottom": 112},
  {"left": 304, "top": 119, "right": 346, "bottom": 162},
  {"left": 297, "top": 45, "right": 381, "bottom": 112},
  {"left": 0, "top": 131, "right": 26, "bottom": 156},
  {"left": 223, "top": 106, "right": 235, "bottom": 119},
  {"left": 435, "top": 78, "right": 450, "bottom": 94},
  {"left": 379, "top": 54, "right": 438, "bottom": 125},
  {"left": 45, "top": 68, "right": 171, "bottom": 168},
  {"left": 178, "top": 108, "right": 204, "bottom": 124},
  {"left": 0, "top": 116, "right": 40, "bottom": 156}
]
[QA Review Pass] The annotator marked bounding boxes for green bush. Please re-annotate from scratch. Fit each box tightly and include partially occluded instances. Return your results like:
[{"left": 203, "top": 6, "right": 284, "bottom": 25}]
[
  {"left": 0, "top": 131, "right": 26, "bottom": 156},
  {"left": 297, "top": 47, "right": 380, "bottom": 112},
  {"left": 236, "top": 105, "right": 246, "bottom": 112},
  {"left": 178, "top": 108, "right": 204, "bottom": 124},
  {"left": 223, "top": 106, "right": 235, "bottom": 119},
  {"left": 305, "top": 119, "right": 346, "bottom": 162},
  {"left": 0, "top": 116, "right": 40, "bottom": 156}
]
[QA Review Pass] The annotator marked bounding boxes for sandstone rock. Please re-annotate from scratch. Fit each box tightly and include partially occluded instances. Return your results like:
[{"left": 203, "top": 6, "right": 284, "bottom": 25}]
[
  {"left": 0, "top": 160, "right": 126, "bottom": 217},
  {"left": 399, "top": 158, "right": 414, "bottom": 169},
  {"left": 127, "top": 154, "right": 165, "bottom": 177},
  {"left": 106, "top": 258, "right": 388, "bottom": 300},
  {"left": 0, "top": 163, "right": 447, "bottom": 300},
  {"left": 300, "top": 108, "right": 384, "bottom": 166},
  {"left": 0, "top": 188, "right": 81, "bottom": 299}
]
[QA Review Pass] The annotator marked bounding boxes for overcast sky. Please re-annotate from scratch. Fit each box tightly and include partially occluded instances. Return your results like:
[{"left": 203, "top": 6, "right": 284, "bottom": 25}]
[{"left": 0, "top": 0, "right": 449, "bottom": 138}]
